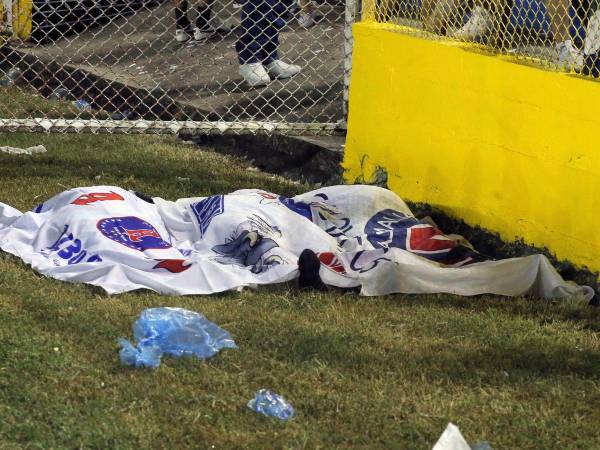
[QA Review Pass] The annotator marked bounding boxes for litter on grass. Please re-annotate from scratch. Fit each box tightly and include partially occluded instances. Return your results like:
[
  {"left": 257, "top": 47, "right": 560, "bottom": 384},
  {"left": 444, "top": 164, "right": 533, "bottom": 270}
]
[
  {"left": 432, "top": 423, "right": 492, "bottom": 450},
  {"left": 72, "top": 99, "right": 92, "bottom": 111},
  {"left": 118, "top": 307, "right": 237, "bottom": 368},
  {"left": 247, "top": 389, "right": 295, "bottom": 421},
  {"left": 0, "top": 145, "right": 47, "bottom": 155}
]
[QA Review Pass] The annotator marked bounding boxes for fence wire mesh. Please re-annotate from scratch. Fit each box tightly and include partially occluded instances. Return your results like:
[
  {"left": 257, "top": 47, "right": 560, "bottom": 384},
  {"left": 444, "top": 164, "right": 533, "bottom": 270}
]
[
  {"left": 0, "top": 0, "right": 355, "bottom": 134},
  {"left": 372, "top": 0, "right": 600, "bottom": 76}
]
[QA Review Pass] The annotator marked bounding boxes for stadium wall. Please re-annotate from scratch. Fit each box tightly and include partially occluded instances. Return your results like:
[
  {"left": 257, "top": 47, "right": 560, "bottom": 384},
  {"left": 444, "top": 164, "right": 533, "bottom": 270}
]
[
  {"left": 343, "top": 21, "right": 600, "bottom": 276},
  {"left": 12, "top": 0, "right": 31, "bottom": 39}
]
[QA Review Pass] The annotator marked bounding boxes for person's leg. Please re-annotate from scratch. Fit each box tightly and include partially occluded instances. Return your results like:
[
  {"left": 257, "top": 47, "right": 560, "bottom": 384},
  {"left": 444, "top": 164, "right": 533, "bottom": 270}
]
[
  {"left": 548, "top": 0, "right": 572, "bottom": 41},
  {"left": 196, "top": 0, "right": 213, "bottom": 30},
  {"left": 582, "top": 0, "right": 600, "bottom": 75},
  {"left": 420, "top": 0, "right": 442, "bottom": 33},
  {"left": 236, "top": 0, "right": 300, "bottom": 84},
  {"left": 236, "top": 0, "right": 268, "bottom": 65},
  {"left": 173, "top": 0, "right": 191, "bottom": 30},
  {"left": 262, "top": 1, "right": 302, "bottom": 78},
  {"left": 298, "top": 0, "right": 314, "bottom": 13},
  {"left": 261, "top": 22, "right": 280, "bottom": 65},
  {"left": 194, "top": 0, "right": 232, "bottom": 39},
  {"left": 423, "top": 0, "right": 473, "bottom": 36},
  {"left": 547, "top": 0, "right": 585, "bottom": 69},
  {"left": 572, "top": 0, "right": 590, "bottom": 47},
  {"left": 297, "top": 0, "right": 320, "bottom": 28},
  {"left": 468, "top": 0, "right": 513, "bottom": 47},
  {"left": 173, "top": 0, "right": 192, "bottom": 41},
  {"left": 448, "top": 0, "right": 494, "bottom": 41},
  {"left": 236, "top": 0, "right": 272, "bottom": 86}
]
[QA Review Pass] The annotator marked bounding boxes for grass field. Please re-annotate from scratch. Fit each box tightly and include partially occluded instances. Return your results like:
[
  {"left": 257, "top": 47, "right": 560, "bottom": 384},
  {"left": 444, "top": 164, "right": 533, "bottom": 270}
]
[
  {"left": 1, "top": 97, "right": 600, "bottom": 449},
  {"left": 0, "top": 85, "right": 107, "bottom": 120}
]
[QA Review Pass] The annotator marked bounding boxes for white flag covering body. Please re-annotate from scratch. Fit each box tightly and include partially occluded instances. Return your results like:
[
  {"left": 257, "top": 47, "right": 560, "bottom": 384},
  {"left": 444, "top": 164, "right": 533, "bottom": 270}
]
[{"left": 0, "top": 185, "right": 594, "bottom": 300}]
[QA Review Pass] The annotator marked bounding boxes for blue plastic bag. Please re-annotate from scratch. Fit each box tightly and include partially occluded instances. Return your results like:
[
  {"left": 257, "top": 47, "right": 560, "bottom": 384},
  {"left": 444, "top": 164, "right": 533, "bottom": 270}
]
[
  {"left": 118, "top": 307, "right": 237, "bottom": 369},
  {"left": 72, "top": 99, "right": 91, "bottom": 111},
  {"left": 247, "top": 389, "right": 295, "bottom": 421}
]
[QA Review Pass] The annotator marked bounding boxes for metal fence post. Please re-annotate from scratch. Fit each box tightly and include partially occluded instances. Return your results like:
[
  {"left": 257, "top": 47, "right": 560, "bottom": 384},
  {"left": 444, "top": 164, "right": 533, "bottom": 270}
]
[{"left": 343, "top": 0, "right": 356, "bottom": 124}]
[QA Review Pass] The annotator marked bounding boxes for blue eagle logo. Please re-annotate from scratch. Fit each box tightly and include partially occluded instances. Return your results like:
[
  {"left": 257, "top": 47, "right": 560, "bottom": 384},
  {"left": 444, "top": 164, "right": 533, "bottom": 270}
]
[{"left": 211, "top": 215, "right": 284, "bottom": 274}]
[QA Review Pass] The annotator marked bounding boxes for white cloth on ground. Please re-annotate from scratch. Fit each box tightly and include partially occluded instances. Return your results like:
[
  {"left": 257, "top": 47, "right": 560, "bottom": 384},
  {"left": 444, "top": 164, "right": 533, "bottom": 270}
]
[{"left": 0, "top": 185, "right": 593, "bottom": 300}]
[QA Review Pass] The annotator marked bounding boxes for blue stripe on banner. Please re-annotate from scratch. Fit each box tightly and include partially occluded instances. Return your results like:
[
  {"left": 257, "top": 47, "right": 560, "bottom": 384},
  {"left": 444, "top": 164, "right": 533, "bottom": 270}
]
[{"left": 190, "top": 196, "right": 225, "bottom": 238}]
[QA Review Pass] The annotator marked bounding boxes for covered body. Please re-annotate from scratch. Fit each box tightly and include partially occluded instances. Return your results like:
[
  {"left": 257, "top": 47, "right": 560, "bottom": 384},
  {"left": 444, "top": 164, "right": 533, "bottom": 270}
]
[{"left": 0, "top": 185, "right": 593, "bottom": 300}]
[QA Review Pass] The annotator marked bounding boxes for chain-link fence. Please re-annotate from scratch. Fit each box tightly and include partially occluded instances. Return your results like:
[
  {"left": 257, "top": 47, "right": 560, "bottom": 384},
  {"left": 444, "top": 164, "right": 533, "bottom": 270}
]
[
  {"left": 0, "top": 0, "right": 357, "bottom": 134},
  {"left": 371, "top": 0, "right": 600, "bottom": 76}
]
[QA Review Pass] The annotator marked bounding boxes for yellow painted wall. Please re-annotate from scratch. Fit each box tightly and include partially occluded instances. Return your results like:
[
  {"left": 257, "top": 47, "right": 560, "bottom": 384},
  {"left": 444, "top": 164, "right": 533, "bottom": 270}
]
[
  {"left": 12, "top": 0, "right": 32, "bottom": 39},
  {"left": 344, "top": 22, "right": 600, "bottom": 275}
]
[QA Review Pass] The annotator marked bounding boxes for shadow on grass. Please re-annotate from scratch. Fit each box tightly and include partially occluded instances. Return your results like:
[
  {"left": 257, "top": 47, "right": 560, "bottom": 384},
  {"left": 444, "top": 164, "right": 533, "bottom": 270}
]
[
  {"left": 414, "top": 342, "right": 600, "bottom": 383},
  {"left": 368, "top": 293, "right": 600, "bottom": 332},
  {"left": 230, "top": 295, "right": 600, "bottom": 385}
]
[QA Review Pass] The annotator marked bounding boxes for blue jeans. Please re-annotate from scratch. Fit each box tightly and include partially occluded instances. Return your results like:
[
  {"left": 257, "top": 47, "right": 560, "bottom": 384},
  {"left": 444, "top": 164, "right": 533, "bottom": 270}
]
[{"left": 235, "top": 0, "right": 294, "bottom": 65}]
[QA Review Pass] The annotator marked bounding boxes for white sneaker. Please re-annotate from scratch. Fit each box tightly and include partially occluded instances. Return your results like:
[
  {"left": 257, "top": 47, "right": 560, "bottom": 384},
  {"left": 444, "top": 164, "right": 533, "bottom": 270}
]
[
  {"left": 175, "top": 29, "right": 191, "bottom": 43},
  {"left": 448, "top": 6, "right": 492, "bottom": 41},
  {"left": 193, "top": 27, "right": 214, "bottom": 41},
  {"left": 265, "top": 60, "right": 301, "bottom": 79},
  {"left": 297, "top": 10, "right": 321, "bottom": 28},
  {"left": 239, "top": 63, "right": 271, "bottom": 87},
  {"left": 556, "top": 39, "right": 584, "bottom": 71}
]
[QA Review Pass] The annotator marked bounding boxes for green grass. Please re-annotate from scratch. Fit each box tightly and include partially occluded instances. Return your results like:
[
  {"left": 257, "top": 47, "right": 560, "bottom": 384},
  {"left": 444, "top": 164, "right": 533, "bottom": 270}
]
[
  {"left": 1, "top": 109, "right": 600, "bottom": 449},
  {"left": 0, "top": 85, "right": 108, "bottom": 120}
]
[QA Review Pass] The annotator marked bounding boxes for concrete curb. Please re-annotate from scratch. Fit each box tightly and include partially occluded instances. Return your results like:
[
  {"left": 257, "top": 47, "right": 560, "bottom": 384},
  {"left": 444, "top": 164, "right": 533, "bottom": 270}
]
[{"left": 180, "top": 132, "right": 345, "bottom": 186}]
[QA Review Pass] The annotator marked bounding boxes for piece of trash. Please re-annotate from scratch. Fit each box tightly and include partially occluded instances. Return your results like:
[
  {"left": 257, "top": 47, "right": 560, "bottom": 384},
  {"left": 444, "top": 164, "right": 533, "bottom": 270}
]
[
  {"left": 169, "top": 65, "right": 178, "bottom": 70},
  {"left": 50, "top": 87, "right": 70, "bottom": 100},
  {"left": 7, "top": 68, "right": 23, "bottom": 83},
  {"left": 118, "top": 307, "right": 237, "bottom": 369},
  {"left": 111, "top": 109, "right": 134, "bottom": 120},
  {"left": 176, "top": 176, "right": 190, "bottom": 182},
  {"left": 0, "top": 67, "right": 22, "bottom": 86},
  {"left": 233, "top": 2, "right": 242, "bottom": 7},
  {"left": 432, "top": 423, "right": 471, "bottom": 450},
  {"left": 0, "top": 145, "right": 47, "bottom": 155},
  {"left": 72, "top": 99, "right": 92, "bottom": 111},
  {"left": 247, "top": 389, "right": 295, "bottom": 421},
  {"left": 432, "top": 423, "right": 491, "bottom": 450}
]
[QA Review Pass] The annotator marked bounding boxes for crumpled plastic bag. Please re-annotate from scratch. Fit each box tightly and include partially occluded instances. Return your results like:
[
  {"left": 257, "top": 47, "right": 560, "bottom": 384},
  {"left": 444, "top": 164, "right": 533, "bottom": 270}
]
[
  {"left": 247, "top": 389, "right": 295, "bottom": 421},
  {"left": 118, "top": 307, "right": 237, "bottom": 368},
  {"left": 432, "top": 423, "right": 492, "bottom": 450}
]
